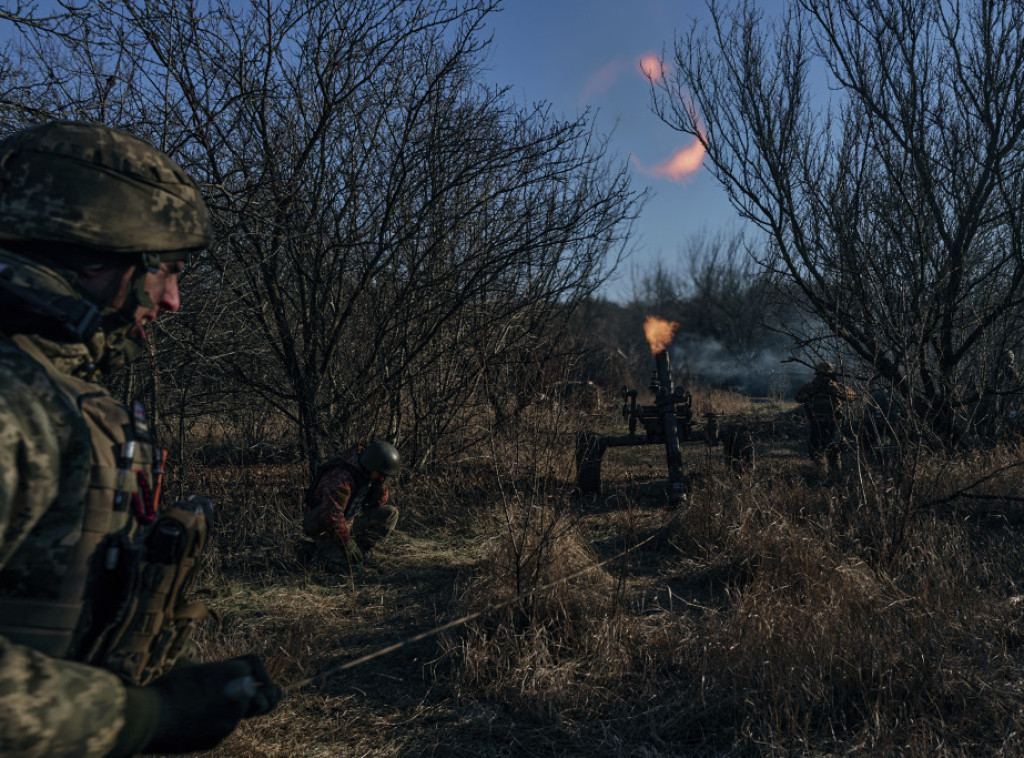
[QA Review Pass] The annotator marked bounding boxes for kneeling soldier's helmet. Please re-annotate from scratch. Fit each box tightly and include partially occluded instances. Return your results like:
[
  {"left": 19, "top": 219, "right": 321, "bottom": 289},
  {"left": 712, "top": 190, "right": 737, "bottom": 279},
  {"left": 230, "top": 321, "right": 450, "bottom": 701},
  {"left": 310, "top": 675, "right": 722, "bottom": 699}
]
[
  {"left": 0, "top": 120, "right": 212, "bottom": 255},
  {"left": 815, "top": 361, "right": 837, "bottom": 376},
  {"left": 359, "top": 440, "right": 400, "bottom": 477}
]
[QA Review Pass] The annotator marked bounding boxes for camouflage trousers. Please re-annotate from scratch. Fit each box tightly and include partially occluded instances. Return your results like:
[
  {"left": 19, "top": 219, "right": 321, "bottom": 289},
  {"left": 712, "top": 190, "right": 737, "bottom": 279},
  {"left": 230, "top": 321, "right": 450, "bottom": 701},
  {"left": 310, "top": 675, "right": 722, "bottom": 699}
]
[
  {"left": 808, "top": 419, "right": 842, "bottom": 480},
  {"left": 302, "top": 504, "right": 399, "bottom": 571}
]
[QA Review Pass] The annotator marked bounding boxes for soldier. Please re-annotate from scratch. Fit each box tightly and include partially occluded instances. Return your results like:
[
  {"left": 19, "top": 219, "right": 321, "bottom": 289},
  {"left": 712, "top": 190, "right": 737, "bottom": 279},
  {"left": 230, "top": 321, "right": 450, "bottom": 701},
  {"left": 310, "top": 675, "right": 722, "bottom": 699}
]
[
  {"left": 301, "top": 439, "right": 401, "bottom": 571},
  {"left": 994, "top": 351, "right": 1021, "bottom": 437},
  {"left": 795, "top": 361, "right": 857, "bottom": 482},
  {"left": 0, "top": 121, "right": 281, "bottom": 757}
]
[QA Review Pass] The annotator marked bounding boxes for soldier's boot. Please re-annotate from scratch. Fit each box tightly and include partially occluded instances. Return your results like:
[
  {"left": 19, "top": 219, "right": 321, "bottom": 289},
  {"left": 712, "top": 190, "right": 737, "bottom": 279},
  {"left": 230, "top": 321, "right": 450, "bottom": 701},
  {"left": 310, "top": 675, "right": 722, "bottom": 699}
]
[
  {"left": 311, "top": 537, "right": 361, "bottom": 573},
  {"left": 343, "top": 540, "right": 364, "bottom": 567},
  {"left": 296, "top": 538, "right": 316, "bottom": 565},
  {"left": 808, "top": 451, "right": 827, "bottom": 483},
  {"left": 302, "top": 505, "right": 325, "bottom": 538}
]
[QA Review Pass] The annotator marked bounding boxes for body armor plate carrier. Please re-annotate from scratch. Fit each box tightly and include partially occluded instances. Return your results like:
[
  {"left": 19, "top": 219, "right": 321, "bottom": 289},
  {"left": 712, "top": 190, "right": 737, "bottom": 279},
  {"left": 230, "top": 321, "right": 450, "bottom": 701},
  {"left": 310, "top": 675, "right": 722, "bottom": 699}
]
[{"left": 0, "top": 334, "right": 209, "bottom": 685}]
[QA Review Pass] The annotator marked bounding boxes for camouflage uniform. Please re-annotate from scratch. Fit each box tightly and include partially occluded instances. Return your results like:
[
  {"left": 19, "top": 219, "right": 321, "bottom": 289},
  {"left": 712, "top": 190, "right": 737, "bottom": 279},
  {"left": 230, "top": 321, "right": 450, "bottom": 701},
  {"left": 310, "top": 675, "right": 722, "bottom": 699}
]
[
  {"left": 795, "top": 364, "right": 857, "bottom": 481},
  {"left": 302, "top": 445, "right": 399, "bottom": 570},
  {"left": 0, "top": 122, "right": 264, "bottom": 757},
  {"left": 0, "top": 251, "right": 146, "bottom": 757},
  {"left": 982, "top": 351, "right": 1022, "bottom": 439}
]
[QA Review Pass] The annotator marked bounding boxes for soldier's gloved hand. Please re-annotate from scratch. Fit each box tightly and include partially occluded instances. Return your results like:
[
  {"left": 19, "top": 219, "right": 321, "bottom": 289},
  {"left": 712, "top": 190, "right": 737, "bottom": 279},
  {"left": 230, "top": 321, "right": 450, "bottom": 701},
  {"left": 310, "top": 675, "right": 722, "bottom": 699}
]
[
  {"left": 108, "top": 654, "right": 282, "bottom": 756},
  {"left": 366, "top": 479, "right": 386, "bottom": 508}
]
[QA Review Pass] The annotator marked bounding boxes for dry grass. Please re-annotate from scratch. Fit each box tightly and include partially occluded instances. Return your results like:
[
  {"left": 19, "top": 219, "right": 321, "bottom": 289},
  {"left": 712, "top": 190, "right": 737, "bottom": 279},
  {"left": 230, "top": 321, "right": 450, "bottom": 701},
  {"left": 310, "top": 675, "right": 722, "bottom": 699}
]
[
  {"left": 160, "top": 400, "right": 1024, "bottom": 756},
  {"left": 691, "top": 385, "right": 794, "bottom": 419}
]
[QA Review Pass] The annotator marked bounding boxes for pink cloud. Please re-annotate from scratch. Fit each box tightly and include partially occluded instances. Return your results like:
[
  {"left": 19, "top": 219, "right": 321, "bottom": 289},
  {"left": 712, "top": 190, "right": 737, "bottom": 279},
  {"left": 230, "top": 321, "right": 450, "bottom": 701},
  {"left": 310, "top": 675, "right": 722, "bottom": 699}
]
[
  {"left": 638, "top": 53, "right": 666, "bottom": 83},
  {"left": 579, "top": 51, "right": 672, "bottom": 104},
  {"left": 650, "top": 137, "right": 706, "bottom": 180},
  {"left": 580, "top": 49, "right": 702, "bottom": 182},
  {"left": 631, "top": 124, "right": 707, "bottom": 182},
  {"left": 579, "top": 58, "right": 627, "bottom": 104}
]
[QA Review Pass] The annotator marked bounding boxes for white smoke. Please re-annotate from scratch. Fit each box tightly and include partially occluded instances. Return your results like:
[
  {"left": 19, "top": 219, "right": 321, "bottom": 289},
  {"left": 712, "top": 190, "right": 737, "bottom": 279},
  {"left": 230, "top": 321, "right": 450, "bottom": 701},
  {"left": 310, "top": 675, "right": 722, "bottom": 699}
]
[{"left": 670, "top": 332, "right": 813, "bottom": 398}]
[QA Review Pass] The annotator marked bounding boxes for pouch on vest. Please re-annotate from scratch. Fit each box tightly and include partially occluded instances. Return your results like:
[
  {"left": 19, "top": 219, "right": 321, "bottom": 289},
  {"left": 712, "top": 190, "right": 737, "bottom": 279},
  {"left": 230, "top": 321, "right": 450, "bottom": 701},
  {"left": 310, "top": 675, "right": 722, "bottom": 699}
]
[{"left": 86, "top": 501, "right": 210, "bottom": 685}]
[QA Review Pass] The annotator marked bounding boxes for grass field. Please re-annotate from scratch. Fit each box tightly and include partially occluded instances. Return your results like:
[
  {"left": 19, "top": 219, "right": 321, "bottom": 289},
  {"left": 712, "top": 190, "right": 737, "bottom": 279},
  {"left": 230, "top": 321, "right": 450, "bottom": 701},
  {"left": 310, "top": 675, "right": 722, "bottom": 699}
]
[{"left": 170, "top": 392, "right": 1024, "bottom": 757}]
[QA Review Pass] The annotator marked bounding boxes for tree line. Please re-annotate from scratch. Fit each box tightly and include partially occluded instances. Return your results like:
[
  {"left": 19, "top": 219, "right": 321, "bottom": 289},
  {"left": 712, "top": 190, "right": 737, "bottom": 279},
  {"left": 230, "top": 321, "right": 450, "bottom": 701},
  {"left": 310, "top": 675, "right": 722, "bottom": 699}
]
[
  {"left": 652, "top": 0, "right": 1024, "bottom": 446},
  {"left": 5, "top": 0, "right": 1024, "bottom": 458},
  {"left": 0, "top": 0, "right": 644, "bottom": 473}
]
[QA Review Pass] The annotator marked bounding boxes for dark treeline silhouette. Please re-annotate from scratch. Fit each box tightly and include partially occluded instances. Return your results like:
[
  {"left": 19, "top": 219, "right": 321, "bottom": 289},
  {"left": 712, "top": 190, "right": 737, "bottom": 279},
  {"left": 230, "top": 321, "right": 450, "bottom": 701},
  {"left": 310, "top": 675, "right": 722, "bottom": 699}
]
[
  {"left": 652, "top": 0, "right": 1024, "bottom": 447},
  {"left": 0, "top": 0, "right": 644, "bottom": 474},
  {"left": 575, "top": 230, "right": 808, "bottom": 398}
]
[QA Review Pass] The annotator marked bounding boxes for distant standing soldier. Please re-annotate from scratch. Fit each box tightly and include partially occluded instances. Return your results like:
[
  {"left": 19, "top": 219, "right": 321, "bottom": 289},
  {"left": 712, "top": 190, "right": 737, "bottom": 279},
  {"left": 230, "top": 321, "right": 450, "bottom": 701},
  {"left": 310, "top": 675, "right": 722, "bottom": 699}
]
[
  {"left": 302, "top": 439, "right": 401, "bottom": 570},
  {"left": 996, "top": 351, "right": 1021, "bottom": 436},
  {"left": 0, "top": 121, "right": 280, "bottom": 757},
  {"left": 795, "top": 361, "right": 857, "bottom": 481},
  {"left": 977, "top": 350, "right": 1022, "bottom": 440}
]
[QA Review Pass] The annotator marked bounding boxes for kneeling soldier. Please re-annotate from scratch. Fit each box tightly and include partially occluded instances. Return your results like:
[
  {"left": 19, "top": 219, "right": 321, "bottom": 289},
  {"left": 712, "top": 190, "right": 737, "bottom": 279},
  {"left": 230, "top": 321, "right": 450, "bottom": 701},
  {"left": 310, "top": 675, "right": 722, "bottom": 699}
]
[{"left": 302, "top": 440, "right": 401, "bottom": 570}]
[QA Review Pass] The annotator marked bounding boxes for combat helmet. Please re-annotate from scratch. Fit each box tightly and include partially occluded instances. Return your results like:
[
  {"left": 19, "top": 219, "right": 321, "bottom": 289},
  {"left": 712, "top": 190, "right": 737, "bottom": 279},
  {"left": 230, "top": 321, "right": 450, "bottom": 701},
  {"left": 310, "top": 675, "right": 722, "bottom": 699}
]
[
  {"left": 0, "top": 120, "right": 212, "bottom": 255},
  {"left": 815, "top": 361, "right": 837, "bottom": 376},
  {"left": 359, "top": 440, "right": 400, "bottom": 477}
]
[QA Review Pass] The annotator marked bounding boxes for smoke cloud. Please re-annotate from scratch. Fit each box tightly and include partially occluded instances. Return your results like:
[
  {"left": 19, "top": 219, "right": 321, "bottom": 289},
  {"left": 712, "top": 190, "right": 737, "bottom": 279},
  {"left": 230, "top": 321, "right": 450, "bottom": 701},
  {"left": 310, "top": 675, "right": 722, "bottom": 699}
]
[{"left": 670, "top": 333, "right": 813, "bottom": 398}]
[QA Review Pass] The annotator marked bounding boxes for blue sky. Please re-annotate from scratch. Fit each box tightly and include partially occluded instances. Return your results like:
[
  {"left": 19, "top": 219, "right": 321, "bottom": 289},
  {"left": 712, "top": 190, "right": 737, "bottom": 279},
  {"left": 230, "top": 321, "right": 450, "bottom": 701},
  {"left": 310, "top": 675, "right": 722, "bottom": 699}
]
[
  {"left": 4, "top": 0, "right": 792, "bottom": 301},
  {"left": 481, "top": 0, "right": 789, "bottom": 300}
]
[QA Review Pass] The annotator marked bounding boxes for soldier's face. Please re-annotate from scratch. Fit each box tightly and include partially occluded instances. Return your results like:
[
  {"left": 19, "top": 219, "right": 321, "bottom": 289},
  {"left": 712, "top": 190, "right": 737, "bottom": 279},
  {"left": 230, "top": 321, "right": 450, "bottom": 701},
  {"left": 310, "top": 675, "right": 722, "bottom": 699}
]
[
  {"left": 135, "top": 261, "right": 185, "bottom": 331},
  {"left": 78, "top": 265, "right": 136, "bottom": 308}
]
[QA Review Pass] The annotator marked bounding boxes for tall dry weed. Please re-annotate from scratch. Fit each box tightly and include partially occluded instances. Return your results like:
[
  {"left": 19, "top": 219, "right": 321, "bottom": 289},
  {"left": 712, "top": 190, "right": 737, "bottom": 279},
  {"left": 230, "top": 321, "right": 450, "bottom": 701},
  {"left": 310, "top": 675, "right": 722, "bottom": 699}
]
[
  {"left": 447, "top": 435, "right": 1024, "bottom": 754},
  {"left": 656, "top": 452, "right": 1024, "bottom": 754},
  {"left": 448, "top": 508, "right": 650, "bottom": 720}
]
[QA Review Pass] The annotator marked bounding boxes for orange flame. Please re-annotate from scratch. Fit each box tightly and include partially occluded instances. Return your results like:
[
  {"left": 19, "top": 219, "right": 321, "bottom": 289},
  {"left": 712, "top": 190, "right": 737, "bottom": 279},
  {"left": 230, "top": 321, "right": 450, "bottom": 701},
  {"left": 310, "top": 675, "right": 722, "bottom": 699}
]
[
  {"left": 639, "top": 53, "right": 664, "bottom": 83},
  {"left": 644, "top": 315, "right": 679, "bottom": 354}
]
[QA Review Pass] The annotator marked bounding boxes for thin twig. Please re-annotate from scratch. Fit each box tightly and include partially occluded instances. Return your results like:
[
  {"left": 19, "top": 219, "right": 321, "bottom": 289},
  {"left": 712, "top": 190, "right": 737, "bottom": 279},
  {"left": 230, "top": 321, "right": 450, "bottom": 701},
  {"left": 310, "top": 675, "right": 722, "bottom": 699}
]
[{"left": 919, "top": 459, "right": 1024, "bottom": 509}]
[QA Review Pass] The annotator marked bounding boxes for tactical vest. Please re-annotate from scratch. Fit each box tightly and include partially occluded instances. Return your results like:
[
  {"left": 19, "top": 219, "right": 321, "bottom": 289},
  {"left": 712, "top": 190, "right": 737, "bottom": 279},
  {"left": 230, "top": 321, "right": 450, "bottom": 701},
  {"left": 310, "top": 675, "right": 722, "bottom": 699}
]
[
  {"left": 306, "top": 456, "right": 383, "bottom": 521},
  {"left": 0, "top": 334, "right": 208, "bottom": 685},
  {"left": 305, "top": 458, "right": 365, "bottom": 509},
  {"left": 807, "top": 390, "right": 839, "bottom": 421}
]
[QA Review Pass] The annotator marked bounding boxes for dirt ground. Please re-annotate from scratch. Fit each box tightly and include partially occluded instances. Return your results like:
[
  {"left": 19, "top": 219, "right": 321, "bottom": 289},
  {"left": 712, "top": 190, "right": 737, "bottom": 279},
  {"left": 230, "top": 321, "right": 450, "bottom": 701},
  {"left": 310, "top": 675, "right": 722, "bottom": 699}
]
[{"left": 187, "top": 396, "right": 1024, "bottom": 756}]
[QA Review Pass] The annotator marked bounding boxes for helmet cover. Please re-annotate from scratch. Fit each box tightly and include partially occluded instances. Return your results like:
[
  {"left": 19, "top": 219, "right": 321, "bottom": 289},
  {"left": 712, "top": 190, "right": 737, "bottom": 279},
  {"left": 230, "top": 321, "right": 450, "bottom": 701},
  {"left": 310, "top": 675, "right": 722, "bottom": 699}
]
[{"left": 0, "top": 120, "right": 212, "bottom": 254}]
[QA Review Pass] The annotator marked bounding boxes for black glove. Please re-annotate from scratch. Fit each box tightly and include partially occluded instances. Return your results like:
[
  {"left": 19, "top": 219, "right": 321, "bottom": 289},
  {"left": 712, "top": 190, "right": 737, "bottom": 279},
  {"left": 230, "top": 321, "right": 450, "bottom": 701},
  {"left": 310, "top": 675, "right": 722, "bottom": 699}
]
[
  {"left": 366, "top": 479, "right": 386, "bottom": 508},
  {"left": 109, "top": 654, "right": 282, "bottom": 756}
]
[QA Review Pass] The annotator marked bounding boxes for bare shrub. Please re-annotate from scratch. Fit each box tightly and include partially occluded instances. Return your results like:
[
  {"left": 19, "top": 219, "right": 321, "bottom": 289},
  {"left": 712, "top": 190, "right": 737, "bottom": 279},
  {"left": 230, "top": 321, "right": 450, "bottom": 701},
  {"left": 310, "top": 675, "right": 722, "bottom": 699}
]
[{"left": 655, "top": 0, "right": 1024, "bottom": 446}]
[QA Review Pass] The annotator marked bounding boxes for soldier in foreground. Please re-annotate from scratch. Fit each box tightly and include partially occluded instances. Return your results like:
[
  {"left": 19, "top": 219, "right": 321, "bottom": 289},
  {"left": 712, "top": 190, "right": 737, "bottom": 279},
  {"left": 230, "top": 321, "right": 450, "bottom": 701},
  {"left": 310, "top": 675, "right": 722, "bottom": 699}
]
[
  {"left": 0, "top": 121, "right": 281, "bottom": 757},
  {"left": 795, "top": 361, "right": 858, "bottom": 482},
  {"left": 302, "top": 440, "right": 401, "bottom": 570}
]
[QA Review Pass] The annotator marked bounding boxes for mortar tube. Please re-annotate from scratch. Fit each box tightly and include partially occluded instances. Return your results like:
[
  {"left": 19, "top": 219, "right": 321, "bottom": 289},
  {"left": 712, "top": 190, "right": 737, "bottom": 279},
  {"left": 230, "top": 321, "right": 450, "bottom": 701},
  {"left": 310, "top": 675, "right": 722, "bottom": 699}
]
[{"left": 654, "top": 348, "right": 686, "bottom": 505}]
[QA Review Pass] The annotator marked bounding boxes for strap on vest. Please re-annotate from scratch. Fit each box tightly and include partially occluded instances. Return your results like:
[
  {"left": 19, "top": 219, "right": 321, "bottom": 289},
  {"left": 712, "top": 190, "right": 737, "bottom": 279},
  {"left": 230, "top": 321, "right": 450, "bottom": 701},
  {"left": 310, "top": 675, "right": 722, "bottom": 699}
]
[
  {"left": 2, "top": 334, "right": 140, "bottom": 659},
  {"left": 0, "top": 599, "right": 84, "bottom": 657}
]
